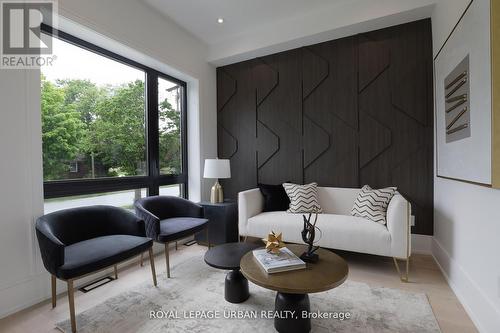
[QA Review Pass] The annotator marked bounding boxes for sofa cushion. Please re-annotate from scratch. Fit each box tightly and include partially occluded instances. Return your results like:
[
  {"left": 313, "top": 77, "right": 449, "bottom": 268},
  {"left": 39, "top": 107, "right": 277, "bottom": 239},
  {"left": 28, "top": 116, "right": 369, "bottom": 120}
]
[
  {"left": 351, "top": 185, "right": 397, "bottom": 224},
  {"left": 283, "top": 182, "right": 322, "bottom": 213},
  {"left": 57, "top": 235, "right": 152, "bottom": 279},
  {"left": 157, "top": 217, "right": 209, "bottom": 243},
  {"left": 258, "top": 183, "right": 290, "bottom": 212},
  {"left": 247, "top": 212, "right": 392, "bottom": 257}
]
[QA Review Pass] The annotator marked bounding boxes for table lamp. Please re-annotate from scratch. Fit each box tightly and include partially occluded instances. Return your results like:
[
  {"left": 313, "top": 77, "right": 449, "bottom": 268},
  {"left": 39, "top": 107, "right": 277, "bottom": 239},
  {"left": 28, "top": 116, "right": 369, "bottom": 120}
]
[{"left": 204, "top": 159, "right": 231, "bottom": 203}]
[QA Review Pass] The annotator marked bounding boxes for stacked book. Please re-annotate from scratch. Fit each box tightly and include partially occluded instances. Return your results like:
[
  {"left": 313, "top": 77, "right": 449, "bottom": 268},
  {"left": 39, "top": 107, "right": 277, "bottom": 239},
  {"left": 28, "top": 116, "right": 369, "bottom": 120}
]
[{"left": 253, "top": 247, "right": 306, "bottom": 274}]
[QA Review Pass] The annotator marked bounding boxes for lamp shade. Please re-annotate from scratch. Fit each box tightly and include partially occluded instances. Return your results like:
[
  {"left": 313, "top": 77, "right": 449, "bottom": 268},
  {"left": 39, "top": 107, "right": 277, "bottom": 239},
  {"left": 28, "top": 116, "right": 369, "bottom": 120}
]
[{"left": 203, "top": 159, "right": 231, "bottom": 179}]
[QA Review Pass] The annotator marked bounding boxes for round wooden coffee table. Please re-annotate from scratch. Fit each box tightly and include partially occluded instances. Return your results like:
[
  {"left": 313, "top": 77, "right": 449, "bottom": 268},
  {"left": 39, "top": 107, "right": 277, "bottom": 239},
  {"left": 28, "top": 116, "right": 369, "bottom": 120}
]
[{"left": 240, "top": 244, "right": 348, "bottom": 333}]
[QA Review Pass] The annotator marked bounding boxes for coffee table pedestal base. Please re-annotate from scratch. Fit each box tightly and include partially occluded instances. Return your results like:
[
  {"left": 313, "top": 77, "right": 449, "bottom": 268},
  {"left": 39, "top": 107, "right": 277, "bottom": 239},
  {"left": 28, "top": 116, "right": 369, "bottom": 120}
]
[
  {"left": 225, "top": 270, "right": 249, "bottom": 303},
  {"left": 274, "top": 292, "right": 311, "bottom": 333}
]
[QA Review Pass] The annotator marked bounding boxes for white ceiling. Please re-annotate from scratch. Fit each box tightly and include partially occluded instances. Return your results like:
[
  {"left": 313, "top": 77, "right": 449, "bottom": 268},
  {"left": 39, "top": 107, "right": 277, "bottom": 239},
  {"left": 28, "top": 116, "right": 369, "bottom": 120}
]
[
  {"left": 142, "top": 0, "right": 437, "bottom": 66},
  {"left": 142, "top": 0, "right": 348, "bottom": 45}
]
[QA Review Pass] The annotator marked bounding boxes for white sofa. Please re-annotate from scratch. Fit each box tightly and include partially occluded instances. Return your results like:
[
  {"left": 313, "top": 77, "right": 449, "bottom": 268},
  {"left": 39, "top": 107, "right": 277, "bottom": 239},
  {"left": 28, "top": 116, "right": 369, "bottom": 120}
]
[{"left": 238, "top": 186, "right": 411, "bottom": 278}]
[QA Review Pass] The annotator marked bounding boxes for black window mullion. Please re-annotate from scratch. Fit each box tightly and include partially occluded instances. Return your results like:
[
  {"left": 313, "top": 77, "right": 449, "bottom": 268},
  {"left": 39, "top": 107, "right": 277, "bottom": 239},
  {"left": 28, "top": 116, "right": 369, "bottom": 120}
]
[
  {"left": 147, "top": 71, "right": 160, "bottom": 196},
  {"left": 43, "top": 177, "right": 149, "bottom": 199},
  {"left": 158, "top": 174, "right": 186, "bottom": 185}
]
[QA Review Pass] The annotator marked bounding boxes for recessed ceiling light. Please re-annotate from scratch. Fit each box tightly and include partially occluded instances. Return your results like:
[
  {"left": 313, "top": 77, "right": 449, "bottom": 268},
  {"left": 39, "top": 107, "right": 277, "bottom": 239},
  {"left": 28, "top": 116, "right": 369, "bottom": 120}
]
[{"left": 217, "top": 18, "right": 224, "bottom": 24}]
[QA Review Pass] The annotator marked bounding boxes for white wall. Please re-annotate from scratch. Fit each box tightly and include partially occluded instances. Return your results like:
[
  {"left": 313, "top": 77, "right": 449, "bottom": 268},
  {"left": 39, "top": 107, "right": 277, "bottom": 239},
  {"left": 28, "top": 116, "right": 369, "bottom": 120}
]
[
  {"left": 0, "top": 0, "right": 216, "bottom": 318},
  {"left": 0, "top": 69, "right": 46, "bottom": 318},
  {"left": 432, "top": 1, "right": 500, "bottom": 332},
  {"left": 434, "top": 179, "right": 500, "bottom": 332},
  {"left": 209, "top": 0, "right": 437, "bottom": 66}
]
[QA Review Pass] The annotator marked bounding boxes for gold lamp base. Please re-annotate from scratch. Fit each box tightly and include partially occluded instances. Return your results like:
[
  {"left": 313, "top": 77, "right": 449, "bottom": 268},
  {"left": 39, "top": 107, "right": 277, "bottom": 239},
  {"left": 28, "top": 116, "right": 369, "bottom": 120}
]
[{"left": 210, "top": 180, "right": 224, "bottom": 203}]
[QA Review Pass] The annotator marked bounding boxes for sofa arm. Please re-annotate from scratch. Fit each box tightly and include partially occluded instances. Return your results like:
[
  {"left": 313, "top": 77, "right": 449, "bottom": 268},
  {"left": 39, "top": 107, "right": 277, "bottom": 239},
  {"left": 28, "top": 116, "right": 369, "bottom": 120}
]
[
  {"left": 238, "top": 188, "right": 264, "bottom": 236},
  {"left": 386, "top": 194, "right": 411, "bottom": 259}
]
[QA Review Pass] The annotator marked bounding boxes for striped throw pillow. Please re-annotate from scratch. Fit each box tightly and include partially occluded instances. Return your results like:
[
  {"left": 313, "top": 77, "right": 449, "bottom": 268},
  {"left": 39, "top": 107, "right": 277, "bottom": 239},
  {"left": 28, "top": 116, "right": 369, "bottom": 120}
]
[
  {"left": 282, "top": 182, "right": 323, "bottom": 214},
  {"left": 351, "top": 185, "right": 397, "bottom": 224}
]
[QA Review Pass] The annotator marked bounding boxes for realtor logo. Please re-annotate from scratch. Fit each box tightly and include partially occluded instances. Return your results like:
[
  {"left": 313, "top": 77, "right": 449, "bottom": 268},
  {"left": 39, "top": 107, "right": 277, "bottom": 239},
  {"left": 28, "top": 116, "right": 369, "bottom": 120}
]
[{"left": 1, "top": 0, "right": 56, "bottom": 68}]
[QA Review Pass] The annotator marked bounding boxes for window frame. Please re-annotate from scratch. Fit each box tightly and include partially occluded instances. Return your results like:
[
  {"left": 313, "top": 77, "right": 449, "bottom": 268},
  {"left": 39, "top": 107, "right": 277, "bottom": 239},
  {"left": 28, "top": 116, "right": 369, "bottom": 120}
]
[{"left": 41, "top": 24, "right": 188, "bottom": 199}]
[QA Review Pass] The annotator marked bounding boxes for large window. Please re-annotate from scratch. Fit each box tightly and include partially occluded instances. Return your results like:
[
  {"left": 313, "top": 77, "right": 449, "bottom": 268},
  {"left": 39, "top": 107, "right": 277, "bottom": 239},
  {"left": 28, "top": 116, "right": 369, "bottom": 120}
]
[
  {"left": 41, "top": 37, "right": 147, "bottom": 181},
  {"left": 41, "top": 25, "right": 187, "bottom": 205}
]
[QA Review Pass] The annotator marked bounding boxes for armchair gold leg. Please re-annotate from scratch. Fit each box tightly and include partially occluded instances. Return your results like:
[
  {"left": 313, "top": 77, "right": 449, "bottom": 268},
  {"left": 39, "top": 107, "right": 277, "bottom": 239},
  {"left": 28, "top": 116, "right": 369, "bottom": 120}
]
[
  {"left": 175, "top": 241, "right": 178, "bottom": 251},
  {"left": 51, "top": 275, "right": 56, "bottom": 308},
  {"left": 149, "top": 248, "right": 157, "bottom": 286},
  {"left": 140, "top": 253, "right": 144, "bottom": 267},
  {"left": 165, "top": 243, "right": 170, "bottom": 278},
  {"left": 393, "top": 257, "right": 409, "bottom": 282},
  {"left": 67, "top": 280, "right": 76, "bottom": 333},
  {"left": 113, "top": 265, "right": 118, "bottom": 280}
]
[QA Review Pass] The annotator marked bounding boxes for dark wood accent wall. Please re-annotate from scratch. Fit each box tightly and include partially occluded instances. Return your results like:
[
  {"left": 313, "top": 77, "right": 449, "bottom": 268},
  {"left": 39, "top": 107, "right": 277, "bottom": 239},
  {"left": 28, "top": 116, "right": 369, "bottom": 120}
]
[{"left": 217, "top": 19, "right": 434, "bottom": 235}]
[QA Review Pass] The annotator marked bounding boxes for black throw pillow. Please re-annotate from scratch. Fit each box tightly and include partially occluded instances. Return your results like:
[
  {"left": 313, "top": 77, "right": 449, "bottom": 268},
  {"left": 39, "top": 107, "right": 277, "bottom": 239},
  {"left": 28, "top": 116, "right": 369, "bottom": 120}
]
[{"left": 258, "top": 183, "right": 290, "bottom": 212}]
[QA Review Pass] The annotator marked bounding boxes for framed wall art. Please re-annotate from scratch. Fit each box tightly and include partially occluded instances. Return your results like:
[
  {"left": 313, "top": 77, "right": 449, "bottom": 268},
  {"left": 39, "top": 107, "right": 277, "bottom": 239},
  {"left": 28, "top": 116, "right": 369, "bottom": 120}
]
[{"left": 435, "top": 0, "right": 500, "bottom": 187}]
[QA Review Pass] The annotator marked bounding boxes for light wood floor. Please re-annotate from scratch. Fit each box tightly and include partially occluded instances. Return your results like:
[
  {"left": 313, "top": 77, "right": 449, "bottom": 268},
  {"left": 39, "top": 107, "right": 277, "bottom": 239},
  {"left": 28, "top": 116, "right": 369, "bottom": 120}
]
[{"left": 0, "top": 242, "right": 478, "bottom": 333}]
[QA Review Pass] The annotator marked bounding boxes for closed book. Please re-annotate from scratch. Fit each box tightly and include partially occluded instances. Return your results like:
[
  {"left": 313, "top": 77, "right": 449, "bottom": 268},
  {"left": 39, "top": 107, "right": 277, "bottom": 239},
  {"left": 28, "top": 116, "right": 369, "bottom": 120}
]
[{"left": 252, "top": 247, "right": 306, "bottom": 274}]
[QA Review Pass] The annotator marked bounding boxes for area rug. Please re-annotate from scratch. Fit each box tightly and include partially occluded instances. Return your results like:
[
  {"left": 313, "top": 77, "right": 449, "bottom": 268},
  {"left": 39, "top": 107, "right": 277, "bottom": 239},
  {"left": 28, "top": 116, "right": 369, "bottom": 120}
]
[{"left": 56, "top": 255, "right": 441, "bottom": 333}]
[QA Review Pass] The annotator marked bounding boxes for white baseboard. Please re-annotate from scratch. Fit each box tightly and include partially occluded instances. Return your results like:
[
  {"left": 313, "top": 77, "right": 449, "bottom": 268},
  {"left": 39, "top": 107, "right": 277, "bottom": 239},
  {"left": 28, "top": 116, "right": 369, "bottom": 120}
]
[
  {"left": 432, "top": 238, "right": 500, "bottom": 333},
  {"left": 0, "top": 271, "right": 50, "bottom": 319},
  {"left": 411, "top": 234, "right": 433, "bottom": 254}
]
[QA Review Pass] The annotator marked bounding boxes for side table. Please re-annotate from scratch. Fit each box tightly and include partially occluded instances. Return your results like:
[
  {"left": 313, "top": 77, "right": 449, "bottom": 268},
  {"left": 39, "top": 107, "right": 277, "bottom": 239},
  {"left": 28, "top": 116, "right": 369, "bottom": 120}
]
[
  {"left": 195, "top": 201, "right": 238, "bottom": 245},
  {"left": 204, "top": 242, "right": 261, "bottom": 303}
]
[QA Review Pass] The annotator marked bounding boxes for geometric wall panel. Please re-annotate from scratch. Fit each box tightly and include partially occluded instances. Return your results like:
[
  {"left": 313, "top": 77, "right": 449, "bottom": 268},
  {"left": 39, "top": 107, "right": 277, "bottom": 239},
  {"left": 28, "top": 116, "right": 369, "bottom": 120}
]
[
  {"left": 217, "top": 19, "right": 433, "bottom": 235},
  {"left": 358, "top": 34, "right": 390, "bottom": 93},
  {"left": 358, "top": 19, "right": 434, "bottom": 235},
  {"left": 302, "top": 37, "right": 359, "bottom": 188}
]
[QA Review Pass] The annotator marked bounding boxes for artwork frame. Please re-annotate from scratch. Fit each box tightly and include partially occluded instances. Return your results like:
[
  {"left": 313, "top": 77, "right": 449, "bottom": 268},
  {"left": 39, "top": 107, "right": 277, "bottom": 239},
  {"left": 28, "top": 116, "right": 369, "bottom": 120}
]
[{"left": 435, "top": 0, "right": 500, "bottom": 187}]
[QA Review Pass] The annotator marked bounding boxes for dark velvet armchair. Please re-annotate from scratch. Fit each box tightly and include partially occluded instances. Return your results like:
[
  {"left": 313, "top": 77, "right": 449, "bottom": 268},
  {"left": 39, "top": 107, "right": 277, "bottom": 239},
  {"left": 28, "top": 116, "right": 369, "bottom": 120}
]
[
  {"left": 134, "top": 196, "right": 209, "bottom": 278},
  {"left": 36, "top": 205, "right": 157, "bottom": 333}
]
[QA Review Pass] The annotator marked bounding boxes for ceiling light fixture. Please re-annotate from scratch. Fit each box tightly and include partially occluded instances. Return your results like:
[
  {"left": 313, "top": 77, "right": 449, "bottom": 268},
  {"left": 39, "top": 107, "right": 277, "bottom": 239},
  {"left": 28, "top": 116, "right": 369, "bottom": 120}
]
[{"left": 217, "top": 18, "right": 224, "bottom": 24}]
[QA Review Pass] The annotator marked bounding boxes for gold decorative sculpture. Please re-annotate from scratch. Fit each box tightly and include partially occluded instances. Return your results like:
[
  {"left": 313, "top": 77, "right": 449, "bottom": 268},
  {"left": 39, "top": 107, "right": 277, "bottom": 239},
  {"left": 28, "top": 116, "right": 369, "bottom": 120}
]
[{"left": 262, "top": 231, "right": 285, "bottom": 254}]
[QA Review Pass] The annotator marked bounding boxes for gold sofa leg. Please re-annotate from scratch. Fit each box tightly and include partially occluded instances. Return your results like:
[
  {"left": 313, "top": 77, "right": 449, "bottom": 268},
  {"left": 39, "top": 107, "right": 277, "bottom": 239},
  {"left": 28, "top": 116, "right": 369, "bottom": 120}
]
[
  {"left": 393, "top": 257, "right": 409, "bottom": 282},
  {"left": 67, "top": 280, "right": 76, "bottom": 333},
  {"left": 149, "top": 248, "right": 157, "bottom": 286},
  {"left": 113, "top": 265, "right": 118, "bottom": 279},
  {"left": 165, "top": 243, "right": 170, "bottom": 278},
  {"left": 51, "top": 275, "right": 57, "bottom": 308},
  {"left": 393, "top": 200, "right": 412, "bottom": 283}
]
